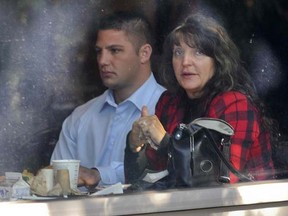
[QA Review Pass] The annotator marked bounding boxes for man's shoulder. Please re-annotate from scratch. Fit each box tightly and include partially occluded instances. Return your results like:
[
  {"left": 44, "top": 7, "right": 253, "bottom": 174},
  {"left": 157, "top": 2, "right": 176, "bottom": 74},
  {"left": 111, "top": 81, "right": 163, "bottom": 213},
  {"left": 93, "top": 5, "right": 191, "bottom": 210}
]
[
  {"left": 129, "top": 74, "right": 165, "bottom": 109},
  {"left": 71, "top": 92, "right": 107, "bottom": 116},
  {"left": 146, "top": 74, "right": 166, "bottom": 93}
]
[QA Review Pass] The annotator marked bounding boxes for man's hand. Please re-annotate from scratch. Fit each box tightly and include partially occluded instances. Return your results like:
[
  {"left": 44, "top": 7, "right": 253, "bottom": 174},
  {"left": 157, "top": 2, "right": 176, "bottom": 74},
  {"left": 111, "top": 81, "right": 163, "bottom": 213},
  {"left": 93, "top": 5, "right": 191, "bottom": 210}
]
[{"left": 78, "top": 166, "right": 101, "bottom": 187}]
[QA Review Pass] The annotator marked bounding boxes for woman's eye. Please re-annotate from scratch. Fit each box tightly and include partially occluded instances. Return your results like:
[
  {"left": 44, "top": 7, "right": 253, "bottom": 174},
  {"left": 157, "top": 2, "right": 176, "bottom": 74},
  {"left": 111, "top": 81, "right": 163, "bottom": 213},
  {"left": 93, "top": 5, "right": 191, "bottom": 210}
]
[
  {"left": 194, "top": 49, "right": 204, "bottom": 56},
  {"left": 173, "top": 48, "right": 184, "bottom": 57}
]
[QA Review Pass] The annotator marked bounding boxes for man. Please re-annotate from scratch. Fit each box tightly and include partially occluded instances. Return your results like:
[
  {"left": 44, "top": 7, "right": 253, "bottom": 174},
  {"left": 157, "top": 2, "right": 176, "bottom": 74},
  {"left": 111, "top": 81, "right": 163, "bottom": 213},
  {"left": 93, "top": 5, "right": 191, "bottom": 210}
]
[{"left": 50, "top": 11, "right": 165, "bottom": 187}]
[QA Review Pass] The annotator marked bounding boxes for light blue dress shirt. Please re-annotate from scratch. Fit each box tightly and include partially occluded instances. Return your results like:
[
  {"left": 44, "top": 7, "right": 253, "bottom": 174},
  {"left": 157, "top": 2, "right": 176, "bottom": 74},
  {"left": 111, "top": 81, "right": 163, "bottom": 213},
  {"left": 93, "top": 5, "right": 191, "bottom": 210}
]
[{"left": 51, "top": 74, "right": 165, "bottom": 185}]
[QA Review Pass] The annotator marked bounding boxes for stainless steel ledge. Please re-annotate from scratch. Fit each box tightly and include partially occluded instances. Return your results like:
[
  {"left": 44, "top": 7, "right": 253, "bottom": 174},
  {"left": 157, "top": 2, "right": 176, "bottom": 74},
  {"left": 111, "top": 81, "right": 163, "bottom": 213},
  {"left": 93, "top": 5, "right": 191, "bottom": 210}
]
[{"left": 1, "top": 179, "right": 288, "bottom": 216}]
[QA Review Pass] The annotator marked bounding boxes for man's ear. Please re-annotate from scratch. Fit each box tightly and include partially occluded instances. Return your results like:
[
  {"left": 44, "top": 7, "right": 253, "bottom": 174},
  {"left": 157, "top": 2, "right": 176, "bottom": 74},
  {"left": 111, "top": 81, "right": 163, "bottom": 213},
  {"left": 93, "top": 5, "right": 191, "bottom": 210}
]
[{"left": 139, "top": 44, "right": 152, "bottom": 64}]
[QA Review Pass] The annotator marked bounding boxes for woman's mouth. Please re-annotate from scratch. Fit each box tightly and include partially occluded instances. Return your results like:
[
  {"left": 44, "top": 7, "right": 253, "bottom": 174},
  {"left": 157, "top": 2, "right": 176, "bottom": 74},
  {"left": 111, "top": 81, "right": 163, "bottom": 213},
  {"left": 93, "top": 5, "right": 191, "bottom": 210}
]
[{"left": 182, "top": 71, "right": 196, "bottom": 78}]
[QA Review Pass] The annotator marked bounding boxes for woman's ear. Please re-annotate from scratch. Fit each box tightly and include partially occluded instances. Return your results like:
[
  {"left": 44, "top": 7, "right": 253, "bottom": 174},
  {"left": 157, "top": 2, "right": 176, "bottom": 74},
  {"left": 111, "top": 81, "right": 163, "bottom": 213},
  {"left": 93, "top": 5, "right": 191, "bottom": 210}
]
[{"left": 139, "top": 44, "right": 152, "bottom": 64}]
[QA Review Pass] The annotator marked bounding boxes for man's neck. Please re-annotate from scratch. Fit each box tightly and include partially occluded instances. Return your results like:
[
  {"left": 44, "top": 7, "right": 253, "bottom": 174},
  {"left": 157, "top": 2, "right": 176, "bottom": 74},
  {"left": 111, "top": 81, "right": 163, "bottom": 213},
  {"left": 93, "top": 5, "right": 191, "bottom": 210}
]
[{"left": 113, "top": 72, "right": 151, "bottom": 104}]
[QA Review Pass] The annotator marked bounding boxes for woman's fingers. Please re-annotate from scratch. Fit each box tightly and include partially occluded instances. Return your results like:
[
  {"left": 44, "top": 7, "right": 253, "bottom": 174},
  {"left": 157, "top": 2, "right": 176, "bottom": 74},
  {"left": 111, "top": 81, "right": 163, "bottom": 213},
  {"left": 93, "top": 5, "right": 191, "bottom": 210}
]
[
  {"left": 138, "top": 115, "right": 165, "bottom": 145},
  {"left": 130, "top": 114, "right": 166, "bottom": 152}
]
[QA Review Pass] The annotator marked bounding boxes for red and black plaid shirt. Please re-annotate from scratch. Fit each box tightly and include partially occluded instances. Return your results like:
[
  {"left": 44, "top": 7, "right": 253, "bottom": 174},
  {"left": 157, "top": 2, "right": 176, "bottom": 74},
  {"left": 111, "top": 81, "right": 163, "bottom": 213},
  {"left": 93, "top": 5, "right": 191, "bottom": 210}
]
[{"left": 146, "top": 90, "right": 275, "bottom": 183}]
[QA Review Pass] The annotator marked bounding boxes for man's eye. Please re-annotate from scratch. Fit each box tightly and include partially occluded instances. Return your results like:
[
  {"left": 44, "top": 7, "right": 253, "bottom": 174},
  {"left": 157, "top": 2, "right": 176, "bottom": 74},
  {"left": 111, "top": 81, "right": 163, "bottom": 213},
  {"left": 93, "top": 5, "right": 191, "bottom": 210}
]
[
  {"left": 111, "top": 48, "right": 121, "bottom": 54},
  {"left": 95, "top": 48, "right": 101, "bottom": 55}
]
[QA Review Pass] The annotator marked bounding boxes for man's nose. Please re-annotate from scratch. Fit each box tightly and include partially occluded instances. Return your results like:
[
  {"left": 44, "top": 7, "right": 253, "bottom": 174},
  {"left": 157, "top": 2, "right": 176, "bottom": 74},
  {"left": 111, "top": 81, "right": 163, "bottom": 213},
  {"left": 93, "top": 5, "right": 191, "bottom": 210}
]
[{"left": 97, "top": 50, "right": 109, "bottom": 66}]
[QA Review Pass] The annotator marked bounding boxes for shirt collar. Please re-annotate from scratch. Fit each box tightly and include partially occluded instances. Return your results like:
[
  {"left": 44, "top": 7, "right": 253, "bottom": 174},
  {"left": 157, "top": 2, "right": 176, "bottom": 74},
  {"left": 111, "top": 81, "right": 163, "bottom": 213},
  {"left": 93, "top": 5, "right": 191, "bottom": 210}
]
[
  {"left": 100, "top": 73, "right": 157, "bottom": 112},
  {"left": 128, "top": 73, "right": 157, "bottom": 110}
]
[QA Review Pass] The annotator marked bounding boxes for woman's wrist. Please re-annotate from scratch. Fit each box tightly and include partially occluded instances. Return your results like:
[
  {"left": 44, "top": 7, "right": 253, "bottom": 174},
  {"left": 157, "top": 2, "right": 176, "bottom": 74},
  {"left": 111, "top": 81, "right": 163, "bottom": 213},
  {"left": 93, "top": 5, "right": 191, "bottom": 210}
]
[
  {"left": 156, "top": 133, "right": 171, "bottom": 153},
  {"left": 159, "top": 133, "right": 171, "bottom": 147}
]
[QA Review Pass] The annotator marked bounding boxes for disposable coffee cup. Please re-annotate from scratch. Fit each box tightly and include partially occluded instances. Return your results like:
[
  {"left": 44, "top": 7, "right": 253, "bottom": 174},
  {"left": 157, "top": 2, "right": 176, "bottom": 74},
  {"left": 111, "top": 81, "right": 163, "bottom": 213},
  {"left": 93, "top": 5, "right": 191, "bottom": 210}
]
[
  {"left": 41, "top": 168, "right": 54, "bottom": 192},
  {"left": 52, "top": 160, "right": 80, "bottom": 189}
]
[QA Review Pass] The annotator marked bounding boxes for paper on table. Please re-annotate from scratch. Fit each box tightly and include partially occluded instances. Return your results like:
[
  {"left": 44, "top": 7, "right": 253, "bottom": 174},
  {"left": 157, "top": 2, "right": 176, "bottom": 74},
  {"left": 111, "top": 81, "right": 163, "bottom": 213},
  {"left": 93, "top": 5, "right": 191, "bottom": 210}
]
[
  {"left": 1, "top": 172, "right": 31, "bottom": 200},
  {"left": 89, "top": 182, "right": 123, "bottom": 196},
  {"left": 142, "top": 169, "right": 169, "bottom": 183}
]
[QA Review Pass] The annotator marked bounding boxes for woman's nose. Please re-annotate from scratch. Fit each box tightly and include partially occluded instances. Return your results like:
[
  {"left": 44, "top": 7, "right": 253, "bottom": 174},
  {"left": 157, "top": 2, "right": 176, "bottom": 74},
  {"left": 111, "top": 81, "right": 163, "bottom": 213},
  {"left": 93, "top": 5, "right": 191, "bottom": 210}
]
[{"left": 182, "top": 52, "right": 194, "bottom": 66}]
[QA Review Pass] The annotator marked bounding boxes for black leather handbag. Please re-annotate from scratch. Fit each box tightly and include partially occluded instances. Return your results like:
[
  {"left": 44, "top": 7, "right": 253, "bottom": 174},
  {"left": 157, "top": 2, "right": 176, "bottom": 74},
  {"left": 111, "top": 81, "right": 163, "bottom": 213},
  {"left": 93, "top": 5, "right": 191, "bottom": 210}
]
[{"left": 168, "top": 118, "right": 253, "bottom": 187}]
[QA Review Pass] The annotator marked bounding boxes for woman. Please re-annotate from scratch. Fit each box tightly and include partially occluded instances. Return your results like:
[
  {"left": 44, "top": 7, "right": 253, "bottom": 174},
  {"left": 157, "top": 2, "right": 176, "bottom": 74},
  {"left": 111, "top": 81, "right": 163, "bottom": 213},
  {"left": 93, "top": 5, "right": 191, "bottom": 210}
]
[{"left": 125, "top": 13, "right": 275, "bottom": 186}]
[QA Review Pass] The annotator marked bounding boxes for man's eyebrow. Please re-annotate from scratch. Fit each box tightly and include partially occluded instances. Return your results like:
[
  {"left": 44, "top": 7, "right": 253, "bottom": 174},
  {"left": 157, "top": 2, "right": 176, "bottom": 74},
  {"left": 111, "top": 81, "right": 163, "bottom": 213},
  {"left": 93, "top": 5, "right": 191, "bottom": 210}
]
[{"left": 95, "top": 44, "right": 124, "bottom": 49}]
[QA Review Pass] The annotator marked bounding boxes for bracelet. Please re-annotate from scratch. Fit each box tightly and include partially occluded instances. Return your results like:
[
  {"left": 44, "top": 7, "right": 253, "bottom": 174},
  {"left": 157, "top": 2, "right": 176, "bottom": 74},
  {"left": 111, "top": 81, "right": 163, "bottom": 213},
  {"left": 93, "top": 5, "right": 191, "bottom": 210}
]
[{"left": 147, "top": 140, "right": 159, "bottom": 150}]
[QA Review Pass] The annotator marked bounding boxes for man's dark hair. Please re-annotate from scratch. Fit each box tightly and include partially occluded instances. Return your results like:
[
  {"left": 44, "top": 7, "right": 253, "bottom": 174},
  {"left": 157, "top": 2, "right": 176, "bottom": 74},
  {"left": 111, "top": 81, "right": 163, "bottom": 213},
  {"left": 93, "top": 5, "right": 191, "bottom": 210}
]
[{"left": 98, "top": 11, "right": 154, "bottom": 51}]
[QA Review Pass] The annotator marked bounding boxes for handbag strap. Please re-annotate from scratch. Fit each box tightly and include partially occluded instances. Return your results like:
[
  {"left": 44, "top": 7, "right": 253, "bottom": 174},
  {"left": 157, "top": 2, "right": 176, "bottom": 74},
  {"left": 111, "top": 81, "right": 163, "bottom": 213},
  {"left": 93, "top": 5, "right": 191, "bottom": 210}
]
[
  {"left": 191, "top": 118, "right": 234, "bottom": 136},
  {"left": 202, "top": 127, "right": 254, "bottom": 182}
]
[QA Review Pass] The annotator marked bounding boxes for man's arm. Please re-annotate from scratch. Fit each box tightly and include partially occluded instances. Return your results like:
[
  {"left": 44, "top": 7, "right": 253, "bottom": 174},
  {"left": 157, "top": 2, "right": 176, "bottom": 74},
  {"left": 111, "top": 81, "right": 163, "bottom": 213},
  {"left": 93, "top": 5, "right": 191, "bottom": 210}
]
[{"left": 51, "top": 116, "right": 77, "bottom": 161}]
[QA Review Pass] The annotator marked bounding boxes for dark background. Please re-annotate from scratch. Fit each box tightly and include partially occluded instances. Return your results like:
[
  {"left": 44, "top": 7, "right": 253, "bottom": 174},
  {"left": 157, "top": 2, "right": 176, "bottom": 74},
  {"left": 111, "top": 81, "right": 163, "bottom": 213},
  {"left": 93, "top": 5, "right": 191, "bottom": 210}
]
[{"left": 0, "top": 0, "right": 288, "bottom": 175}]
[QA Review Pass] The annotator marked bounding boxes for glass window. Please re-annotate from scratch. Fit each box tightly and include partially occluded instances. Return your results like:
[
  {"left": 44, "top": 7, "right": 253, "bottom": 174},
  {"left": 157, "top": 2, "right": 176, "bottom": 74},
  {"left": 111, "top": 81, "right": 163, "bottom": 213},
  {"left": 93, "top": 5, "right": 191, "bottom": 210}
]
[{"left": 0, "top": 0, "right": 288, "bottom": 214}]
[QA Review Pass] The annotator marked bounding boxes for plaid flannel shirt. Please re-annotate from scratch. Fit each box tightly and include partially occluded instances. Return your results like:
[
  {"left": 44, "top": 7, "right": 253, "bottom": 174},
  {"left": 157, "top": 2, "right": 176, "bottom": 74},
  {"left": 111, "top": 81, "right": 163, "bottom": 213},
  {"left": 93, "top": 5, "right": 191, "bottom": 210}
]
[{"left": 145, "top": 90, "right": 275, "bottom": 183}]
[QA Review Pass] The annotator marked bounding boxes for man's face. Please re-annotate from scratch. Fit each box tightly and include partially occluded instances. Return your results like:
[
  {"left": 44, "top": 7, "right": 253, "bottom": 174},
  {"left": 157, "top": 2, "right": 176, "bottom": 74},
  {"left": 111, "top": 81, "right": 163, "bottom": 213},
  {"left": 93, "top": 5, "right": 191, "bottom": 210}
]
[{"left": 95, "top": 29, "right": 142, "bottom": 91}]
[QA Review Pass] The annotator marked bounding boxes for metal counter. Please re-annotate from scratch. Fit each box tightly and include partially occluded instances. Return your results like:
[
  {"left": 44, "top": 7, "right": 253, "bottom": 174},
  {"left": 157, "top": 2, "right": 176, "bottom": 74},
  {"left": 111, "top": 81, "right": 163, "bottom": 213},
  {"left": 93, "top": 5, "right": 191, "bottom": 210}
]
[{"left": 1, "top": 179, "right": 288, "bottom": 216}]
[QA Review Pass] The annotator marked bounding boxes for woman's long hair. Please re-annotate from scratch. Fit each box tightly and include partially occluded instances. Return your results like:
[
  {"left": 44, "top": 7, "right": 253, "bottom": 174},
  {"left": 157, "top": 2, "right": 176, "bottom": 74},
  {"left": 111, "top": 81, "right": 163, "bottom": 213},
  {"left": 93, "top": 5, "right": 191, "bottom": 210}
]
[{"left": 159, "top": 13, "right": 277, "bottom": 133}]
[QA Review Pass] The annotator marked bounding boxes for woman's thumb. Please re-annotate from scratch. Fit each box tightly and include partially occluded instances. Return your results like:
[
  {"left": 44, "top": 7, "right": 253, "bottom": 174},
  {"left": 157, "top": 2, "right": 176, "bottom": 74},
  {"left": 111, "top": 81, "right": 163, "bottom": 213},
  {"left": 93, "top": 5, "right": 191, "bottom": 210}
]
[{"left": 141, "top": 106, "right": 149, "bottom": 117}]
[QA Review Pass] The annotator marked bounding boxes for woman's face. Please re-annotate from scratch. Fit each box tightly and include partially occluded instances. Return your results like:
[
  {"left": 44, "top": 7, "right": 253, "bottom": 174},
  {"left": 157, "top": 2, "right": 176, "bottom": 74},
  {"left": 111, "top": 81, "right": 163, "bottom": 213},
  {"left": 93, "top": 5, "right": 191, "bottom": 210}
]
[{"left": 172, "top": 40, "right": 215, "bottom": 98}]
